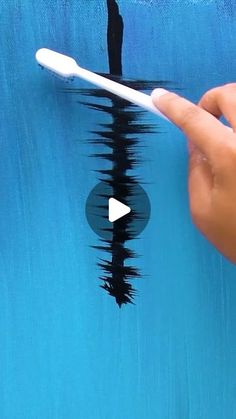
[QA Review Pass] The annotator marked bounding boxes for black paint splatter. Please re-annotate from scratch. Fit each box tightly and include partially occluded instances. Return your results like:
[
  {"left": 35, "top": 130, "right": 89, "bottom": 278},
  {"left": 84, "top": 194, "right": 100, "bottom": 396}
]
[
  {"left": 62, "top": 0, "right": 175, "bottom": 306},
  {"left": 69, "top": 83, "right": 156, "bottom": 306}
]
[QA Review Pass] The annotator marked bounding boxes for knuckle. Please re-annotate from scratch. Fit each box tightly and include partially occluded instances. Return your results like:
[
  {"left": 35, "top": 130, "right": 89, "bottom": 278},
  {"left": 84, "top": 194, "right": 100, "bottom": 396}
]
[
  {"left": 180, "top": 106, "right": 202, "bottom": 130},
  {"left": 200, "top": 84, "right": 236, "bottom": 105},
  {"left": 218, "top": 84, "right": 236, "bottom": 102},
  {"left": 222, "top": 82, "right": 236, "bottom": 91},
  {"left": 202, "top": 86, "right": 219, "bottom": 99},
  {"left": 217, "top": 84, "right": 236, "bottom": 105},
  {"left": 198, "top": 88, "right": 217, "bottom": 109}
]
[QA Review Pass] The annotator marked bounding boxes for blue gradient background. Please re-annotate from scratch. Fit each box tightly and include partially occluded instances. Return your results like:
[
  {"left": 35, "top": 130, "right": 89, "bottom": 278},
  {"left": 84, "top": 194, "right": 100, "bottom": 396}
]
[{"left": 1, "top": 1, "right": 236, "bottom": 418}]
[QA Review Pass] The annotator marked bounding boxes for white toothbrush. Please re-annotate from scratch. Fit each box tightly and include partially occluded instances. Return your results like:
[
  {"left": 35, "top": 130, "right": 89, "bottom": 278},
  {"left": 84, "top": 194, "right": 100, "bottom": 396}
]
[{"left": 35, "top": 48, "right": 169, "bottom": 121}]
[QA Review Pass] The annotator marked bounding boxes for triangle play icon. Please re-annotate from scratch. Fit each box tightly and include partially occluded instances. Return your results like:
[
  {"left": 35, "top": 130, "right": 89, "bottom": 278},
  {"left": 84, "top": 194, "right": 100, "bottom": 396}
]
[{"left": 108, "top": 198, "right": 131, "bottom": 222}]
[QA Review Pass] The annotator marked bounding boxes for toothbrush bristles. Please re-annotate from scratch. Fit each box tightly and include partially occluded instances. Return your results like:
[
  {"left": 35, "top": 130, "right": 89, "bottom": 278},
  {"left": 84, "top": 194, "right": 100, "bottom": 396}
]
[{"left": 38, "top": 64, "right": 74, "bottom": 83}]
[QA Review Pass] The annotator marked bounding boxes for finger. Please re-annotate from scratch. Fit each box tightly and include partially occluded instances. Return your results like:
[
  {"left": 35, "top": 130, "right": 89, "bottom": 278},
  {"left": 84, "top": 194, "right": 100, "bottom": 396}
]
[
  {"left": 151, "top": 89, "right": 234, "bottom": 162},
  {"left": 188, "top": 150, "right": 213, "bottom": 222},
  {"left": 198, "top": 84, "right": 236, "bottom": 131}
]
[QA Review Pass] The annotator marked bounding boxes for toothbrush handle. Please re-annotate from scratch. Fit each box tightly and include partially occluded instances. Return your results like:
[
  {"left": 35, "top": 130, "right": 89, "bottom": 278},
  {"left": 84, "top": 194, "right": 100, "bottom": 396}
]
[{"left": 75, "top": 66, "right": 169, "bottom": 121}]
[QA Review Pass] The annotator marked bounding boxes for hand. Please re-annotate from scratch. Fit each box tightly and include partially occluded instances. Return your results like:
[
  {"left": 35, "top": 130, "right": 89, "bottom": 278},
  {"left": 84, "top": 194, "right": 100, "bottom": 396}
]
[{"left": 151, "top": 84, "right": 236, "bottom": 263}]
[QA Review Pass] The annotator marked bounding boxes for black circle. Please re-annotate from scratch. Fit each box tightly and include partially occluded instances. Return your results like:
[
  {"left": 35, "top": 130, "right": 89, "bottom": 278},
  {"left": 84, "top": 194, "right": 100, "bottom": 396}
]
[{"left": 85, "top": 182, "right": 151, "bottom": 240}]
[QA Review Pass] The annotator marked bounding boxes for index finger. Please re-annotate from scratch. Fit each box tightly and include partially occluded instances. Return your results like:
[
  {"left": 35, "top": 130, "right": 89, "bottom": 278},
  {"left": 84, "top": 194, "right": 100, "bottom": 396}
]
[{"left": 151, "top": 89, "right": 234, "bottom": 161}]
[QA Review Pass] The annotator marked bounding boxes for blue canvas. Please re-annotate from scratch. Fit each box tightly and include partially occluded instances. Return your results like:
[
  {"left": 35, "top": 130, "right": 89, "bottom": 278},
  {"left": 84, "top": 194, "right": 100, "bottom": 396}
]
[{"left": 1, "top": 1, "right": 236, "bottom": 418}]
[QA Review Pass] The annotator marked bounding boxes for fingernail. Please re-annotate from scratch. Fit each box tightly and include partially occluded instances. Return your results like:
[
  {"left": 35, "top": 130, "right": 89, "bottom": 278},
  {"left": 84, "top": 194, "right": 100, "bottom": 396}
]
[{"left": 151, "top": 88, "right": 169, "bottom": 103}]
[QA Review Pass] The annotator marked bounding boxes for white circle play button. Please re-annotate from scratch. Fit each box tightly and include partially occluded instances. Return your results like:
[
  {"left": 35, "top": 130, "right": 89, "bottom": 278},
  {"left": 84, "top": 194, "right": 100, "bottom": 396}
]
[
  {"left": 85, "top": 182, "right": 150, "bottom": 240},
  {"left": 108, "top": 198, "right": 131, "bottom": 222}
]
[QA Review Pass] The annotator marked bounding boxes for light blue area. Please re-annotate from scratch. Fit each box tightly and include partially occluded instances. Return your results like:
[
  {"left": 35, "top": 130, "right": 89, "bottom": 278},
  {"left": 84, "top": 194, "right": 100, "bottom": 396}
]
[{"left": 0, "top": 1, "right": 236, "bottom": 418}]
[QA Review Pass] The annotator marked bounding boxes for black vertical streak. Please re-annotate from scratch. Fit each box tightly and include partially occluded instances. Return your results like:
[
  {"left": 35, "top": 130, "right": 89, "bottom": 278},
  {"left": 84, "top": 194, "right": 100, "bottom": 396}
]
[
  {"left": 61, "top": 1, "right": 177, "bottom": 306},
  {"left": 100, "top": 0, "right": 139, "bottom": 306},
  {"left": 107, "top": 0, "right": 123, "bottom": 75}
]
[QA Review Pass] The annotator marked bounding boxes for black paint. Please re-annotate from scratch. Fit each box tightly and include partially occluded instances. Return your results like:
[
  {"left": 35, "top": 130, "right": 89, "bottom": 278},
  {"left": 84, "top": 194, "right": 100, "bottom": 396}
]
[
  {"left": 107, "top": 0, "right": 123, "bottom": 75},
  {"left": 76, "top": 81, "right": 156, "bottom": 306},
  {"left": 62, "top": 1, "right": 176, "bottom": 306}
]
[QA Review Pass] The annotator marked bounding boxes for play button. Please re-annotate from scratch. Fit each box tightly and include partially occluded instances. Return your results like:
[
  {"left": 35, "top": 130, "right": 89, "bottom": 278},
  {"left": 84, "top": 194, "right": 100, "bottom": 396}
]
[
  {"left": 109, "top": 198, "right": 131, "bottom": 222},
  {"left": 85, "top": 182, "right": 150, "bottom": 240}
]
